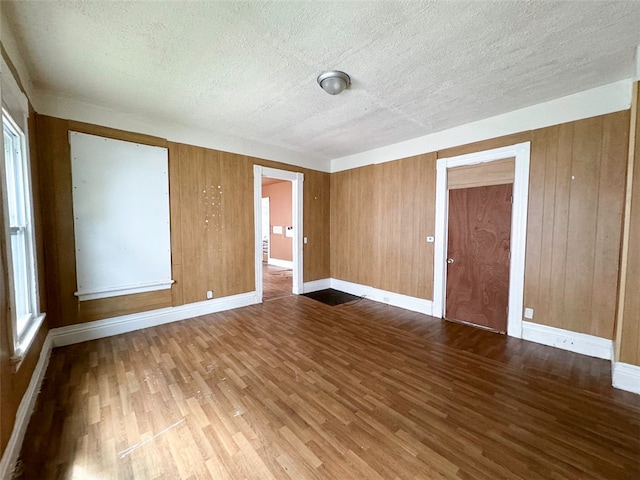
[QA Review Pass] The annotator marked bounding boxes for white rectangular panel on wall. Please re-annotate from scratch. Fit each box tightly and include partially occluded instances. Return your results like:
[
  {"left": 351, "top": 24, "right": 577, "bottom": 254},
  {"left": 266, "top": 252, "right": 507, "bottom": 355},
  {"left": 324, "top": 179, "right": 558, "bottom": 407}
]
[{"left": 70, "top": 131, "right": 173, "bottom": 301}]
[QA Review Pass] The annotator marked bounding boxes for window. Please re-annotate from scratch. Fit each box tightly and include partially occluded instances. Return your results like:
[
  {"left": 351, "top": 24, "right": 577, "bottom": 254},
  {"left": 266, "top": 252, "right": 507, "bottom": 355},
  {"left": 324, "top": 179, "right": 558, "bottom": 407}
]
[{"left": 2, "top": 108, "right": 44, "bottom": 363}]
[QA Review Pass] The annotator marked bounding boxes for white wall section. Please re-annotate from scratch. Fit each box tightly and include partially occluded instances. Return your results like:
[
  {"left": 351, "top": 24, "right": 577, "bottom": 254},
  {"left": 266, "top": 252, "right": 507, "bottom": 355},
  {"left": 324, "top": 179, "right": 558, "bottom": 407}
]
[{"left": 70, "top": 132, "right": 172, "bottom": 300}]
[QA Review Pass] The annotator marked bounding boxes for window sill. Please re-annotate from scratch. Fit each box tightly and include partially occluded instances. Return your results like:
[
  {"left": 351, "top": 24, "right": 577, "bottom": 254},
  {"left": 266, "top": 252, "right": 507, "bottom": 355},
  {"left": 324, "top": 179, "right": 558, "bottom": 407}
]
[{"left": 11, "top": 312, "right": 46, "bottom": 372}]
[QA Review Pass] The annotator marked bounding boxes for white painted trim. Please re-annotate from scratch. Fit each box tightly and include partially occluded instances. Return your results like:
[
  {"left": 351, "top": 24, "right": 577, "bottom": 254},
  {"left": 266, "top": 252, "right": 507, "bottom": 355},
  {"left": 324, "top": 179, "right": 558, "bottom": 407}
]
[
  {"left": 35, "top": 92, "right": 331, "bottom": 173},
  {"left": 268, "top": 258, "right": 293, "bottom": 269},
  {"left": 433, "top": 142, "right": 530, "bottom": 339},
  {"left": 330, "top": 279, "right": 433, "bottom": 316},
  {"left": 302, "top": 278, "right": 331, "bottom": 293},
  {"left": 0, "top": 332, "right": 53, "bottom": 479},
  {"left": 74, "top": 280, "right": 174, "bottom": 301},
  {"left": 254, "top": 166, "right": 304, "bottom": 299},
  {"left": 292, "top": 172, "right": 304, "bottom": 295},
  {"left": 522, "top": 321, "right": 613, "bottom": 360},
  {"left": 612, "top": 362, "right": 640, "bottom": 394},
  {"left": 50, "top": 291, "right": 259, "bottom": 347},
  {"left": 253, "top": 166, "right": 264, "bottom": 303},
  {"left": 432, "top": 160, "right": 448, "bottom": 319},
  {"left": 330, "top": 80, "right": 632, "bottom": 172}
]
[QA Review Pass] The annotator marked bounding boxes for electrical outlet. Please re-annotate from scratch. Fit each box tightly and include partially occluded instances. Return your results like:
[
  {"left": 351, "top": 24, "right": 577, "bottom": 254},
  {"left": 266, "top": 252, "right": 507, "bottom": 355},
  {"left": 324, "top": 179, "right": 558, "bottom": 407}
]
[
  {"left": 524, "top": 307, "right": 534, "bottom": 319},
  {"left": 206, "top": 290, "right": 213, "bottom": 300},
  {"left": 426, "top": 236, "right": 435, "bottom": 243}
]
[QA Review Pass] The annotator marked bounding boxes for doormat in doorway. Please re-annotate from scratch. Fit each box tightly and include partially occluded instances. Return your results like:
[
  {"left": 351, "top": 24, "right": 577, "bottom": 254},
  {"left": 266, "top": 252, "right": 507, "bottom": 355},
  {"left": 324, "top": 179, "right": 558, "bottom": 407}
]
[{"left": 302, "top": 289, "right": 362, "bottom": 306}]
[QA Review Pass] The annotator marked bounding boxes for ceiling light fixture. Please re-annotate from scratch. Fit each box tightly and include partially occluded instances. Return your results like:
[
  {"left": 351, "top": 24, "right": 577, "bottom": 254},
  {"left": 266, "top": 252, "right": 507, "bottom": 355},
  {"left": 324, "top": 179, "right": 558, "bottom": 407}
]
[{"left": 317, "top": 70, "right": 351, "bottom": 95}]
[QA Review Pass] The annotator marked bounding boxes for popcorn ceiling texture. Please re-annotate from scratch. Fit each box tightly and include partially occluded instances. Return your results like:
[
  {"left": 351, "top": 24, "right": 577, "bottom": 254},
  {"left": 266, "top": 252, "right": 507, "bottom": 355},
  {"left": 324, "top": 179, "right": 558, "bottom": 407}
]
[{"left": 3, "top": 1, "right": 640, "bottom": 163}]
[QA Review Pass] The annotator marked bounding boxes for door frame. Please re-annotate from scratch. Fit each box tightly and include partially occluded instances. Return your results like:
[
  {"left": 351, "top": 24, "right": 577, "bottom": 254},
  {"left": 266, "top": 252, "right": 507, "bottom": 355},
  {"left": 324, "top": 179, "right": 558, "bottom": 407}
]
[
  {"left": 253, "top": 165, "right": 304, "bottom": 300},
  {"left": 261, "top": 197, "right": 271, "bottom": 263},
  {"left": 433, "top": 142, "right": 531, "bottom": 338}
]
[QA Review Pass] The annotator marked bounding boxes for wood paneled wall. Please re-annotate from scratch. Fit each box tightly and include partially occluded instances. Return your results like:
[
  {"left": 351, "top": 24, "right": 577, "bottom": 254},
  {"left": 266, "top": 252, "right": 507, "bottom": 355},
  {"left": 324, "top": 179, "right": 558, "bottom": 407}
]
[
  {"left": 169, "top": 144, "right": 255, "bottom": 305},
  {"left": 524, "top": 112, "right": 629, "bottom": 338},
  {"left": 35, "top": 117, "right": 331, "bottom": 326},
  {"left": 330, "top": 112, "right": 630, "bottom": 340},
  {"left": 331, "top": 153, "right": 436, "bottom": 299},
  {"left": 618, "top": 82, "right": 640, "bottom": 366},
  {"left": 36, "top": 116, "right": 172, "bottom": 327}
]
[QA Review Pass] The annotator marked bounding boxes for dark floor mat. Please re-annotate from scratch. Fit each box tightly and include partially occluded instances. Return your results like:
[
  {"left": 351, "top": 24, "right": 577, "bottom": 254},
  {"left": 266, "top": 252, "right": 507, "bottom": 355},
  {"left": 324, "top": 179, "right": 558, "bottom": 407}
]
[{"left": 302, "top": 289, "right": 362, "bottom": 306}]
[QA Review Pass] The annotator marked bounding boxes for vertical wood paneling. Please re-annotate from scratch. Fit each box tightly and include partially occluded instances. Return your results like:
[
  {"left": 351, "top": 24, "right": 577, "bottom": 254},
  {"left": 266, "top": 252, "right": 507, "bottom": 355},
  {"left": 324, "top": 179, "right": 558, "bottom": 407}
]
[
  {"left": 302, "top": 169, "right": 330, "bottom": 280},
  {"left": 248, "top": 157, "right": 331, "bottom": 282},
  {"left": 524, "top": 111, "right": 629, "bottom": 338},
  {"left": 36, "top": 115, "right": 75, "bottom": 328},
  {"left": 548, "top": 123, "right": 574, "bottom": 328},
  {"left": 592, "top": 113, "right": 629, "bottom": 338},
  {"left": 563, "top": 116, "right": 602, "bottom": 334},
  {"left": 168, "top": 143, "right": 184, "bottom": 306},
  {"left": 219, "top": 152, "right": 254, "bottom": 297},
  {"left": 331, "top": 153, "right": 436, "bottom": 300},
  {"left": 619, "top": 83, "right": 640, "bottom": 365},
  {"left": 36, "top": 117, "right": 331, "bottom": 326}
]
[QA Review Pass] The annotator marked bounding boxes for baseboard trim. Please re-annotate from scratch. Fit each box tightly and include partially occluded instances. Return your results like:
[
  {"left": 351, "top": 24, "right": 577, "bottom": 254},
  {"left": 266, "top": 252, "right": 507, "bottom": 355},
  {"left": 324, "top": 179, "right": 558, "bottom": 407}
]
[
  {"left": 302, "top": 278, "right": 331, "bottom": 293},
  {"left": 330, "top": 278, "right": 433, "bottom": 315},
  {"left": 0, "top": 331, "right": 53, "bottom": 479},
  {"left": 268, "top": 258, "right": 293, "bottom": 269},
  {"left": 522, "top": 321, "right": 612, "bottom": 360},
  {"left": 50, "top": 291, "right": 260, "bottom": 347},
  {"left": 612, "top": 362, "right": 640, "bottom": 394}
]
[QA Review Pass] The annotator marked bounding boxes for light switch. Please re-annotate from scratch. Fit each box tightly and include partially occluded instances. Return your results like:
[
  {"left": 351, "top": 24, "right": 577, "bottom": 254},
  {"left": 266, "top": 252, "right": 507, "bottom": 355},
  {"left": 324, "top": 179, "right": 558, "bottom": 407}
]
[
  {"left": 303, "top": 237, "right": 308, "bottom": 244},
  {"left": 524, "top": 307, "right": 534, "bottom": 319}
]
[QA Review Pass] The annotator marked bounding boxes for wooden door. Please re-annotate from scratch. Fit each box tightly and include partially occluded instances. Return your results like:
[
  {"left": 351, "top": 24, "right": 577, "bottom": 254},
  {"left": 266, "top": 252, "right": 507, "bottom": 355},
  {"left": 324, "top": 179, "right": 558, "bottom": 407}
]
[{"left": 446, "top": 183, "right": 512, "bottom": 333}]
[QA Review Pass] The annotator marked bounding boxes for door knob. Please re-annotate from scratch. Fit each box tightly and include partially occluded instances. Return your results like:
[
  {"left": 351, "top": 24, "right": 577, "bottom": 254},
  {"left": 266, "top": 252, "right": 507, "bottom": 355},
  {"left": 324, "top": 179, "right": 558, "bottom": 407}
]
[{"left": 447, "top": 258, "right": 455, "bottom": 264}]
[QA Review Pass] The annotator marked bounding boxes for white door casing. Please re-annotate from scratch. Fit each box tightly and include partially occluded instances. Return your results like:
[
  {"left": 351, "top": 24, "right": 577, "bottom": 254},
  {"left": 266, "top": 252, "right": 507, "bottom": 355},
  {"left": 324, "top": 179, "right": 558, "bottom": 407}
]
[
  {"left": 433, "top": 142, "right": 531, "bottom": 338},
  {"left": 253, "top": 166, "right": 304, "bottom": 300}
]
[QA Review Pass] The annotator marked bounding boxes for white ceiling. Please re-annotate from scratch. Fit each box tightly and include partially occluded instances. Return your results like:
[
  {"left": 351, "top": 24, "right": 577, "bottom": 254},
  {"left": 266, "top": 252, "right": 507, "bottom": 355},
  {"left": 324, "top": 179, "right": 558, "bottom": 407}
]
[{"left": 3, "top": 1, "right": 640, "bottom": 166}]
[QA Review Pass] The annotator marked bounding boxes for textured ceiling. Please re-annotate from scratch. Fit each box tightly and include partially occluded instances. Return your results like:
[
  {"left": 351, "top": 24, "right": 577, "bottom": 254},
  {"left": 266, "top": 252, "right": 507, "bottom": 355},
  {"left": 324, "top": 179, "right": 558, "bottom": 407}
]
[{"left": 3, "top": 1, "right": 640, "bottom": 164}]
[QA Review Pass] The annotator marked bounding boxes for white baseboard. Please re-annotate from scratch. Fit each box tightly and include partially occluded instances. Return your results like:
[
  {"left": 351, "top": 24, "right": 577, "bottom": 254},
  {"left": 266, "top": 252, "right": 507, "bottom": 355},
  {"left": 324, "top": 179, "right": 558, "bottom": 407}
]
[
  {"left": 50, "top": 291, "right": 259, "bottom": 347},
  {"left": 0, "top": 332, "right": 53, "bottom": 479},
  {"left": 522, "top": 321, "right": 612, "bottom": 360},
  {"left": 303, "top": 278, "right": 331, "bottom": 293},
  {"left": 267, "top": 258, "right": 293, "bottom": 269},
  {"left": 612, "top": 362, "right": 640, "bottom": 394},
  {"left": 330, "top": 278, "right": 433, "bottom": 315}
]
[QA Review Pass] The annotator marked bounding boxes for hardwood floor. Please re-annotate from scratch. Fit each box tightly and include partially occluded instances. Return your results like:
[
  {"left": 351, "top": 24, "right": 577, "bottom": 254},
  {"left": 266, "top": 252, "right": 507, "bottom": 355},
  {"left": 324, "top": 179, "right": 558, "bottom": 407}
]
[
  {"left": 263, "top": 264, "right": 292, "bottom": 301},
  {"left": 16, "top": 296, "right": 640, "bottom": 479}
]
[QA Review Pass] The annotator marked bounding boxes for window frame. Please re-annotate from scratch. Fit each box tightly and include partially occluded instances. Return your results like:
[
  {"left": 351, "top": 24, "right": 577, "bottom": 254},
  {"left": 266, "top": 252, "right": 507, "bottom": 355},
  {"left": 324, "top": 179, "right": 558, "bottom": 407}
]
[{"left": 2, "top": 106, "right": 45, "bottom": 367}]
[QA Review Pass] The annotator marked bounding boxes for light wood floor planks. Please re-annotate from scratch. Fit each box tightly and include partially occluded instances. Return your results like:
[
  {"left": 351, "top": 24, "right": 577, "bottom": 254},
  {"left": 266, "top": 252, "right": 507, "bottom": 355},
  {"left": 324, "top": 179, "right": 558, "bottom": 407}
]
[
  {"left": 262, "top": 264, "right": 292, "bottom": 302},
  {"left": 16, "top": 296, "right": 640, "bottom": 479}
]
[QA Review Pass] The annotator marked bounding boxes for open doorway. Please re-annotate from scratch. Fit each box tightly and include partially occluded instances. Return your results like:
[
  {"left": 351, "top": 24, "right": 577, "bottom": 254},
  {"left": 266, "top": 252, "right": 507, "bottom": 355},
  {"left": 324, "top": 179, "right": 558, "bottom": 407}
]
[
  {"left": 262, "top": 178, "right": 293, "bottom": 300},
  {"left": 253, "top": 166, "right": 304, "bottom": 302}
]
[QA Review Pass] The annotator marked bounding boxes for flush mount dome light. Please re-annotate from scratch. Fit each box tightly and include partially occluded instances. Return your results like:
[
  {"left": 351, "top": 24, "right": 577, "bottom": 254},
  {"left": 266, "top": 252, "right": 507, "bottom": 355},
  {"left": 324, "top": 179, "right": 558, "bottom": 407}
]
[{"left": 317, "top": 70, "right": 351, "bottom": 95}]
